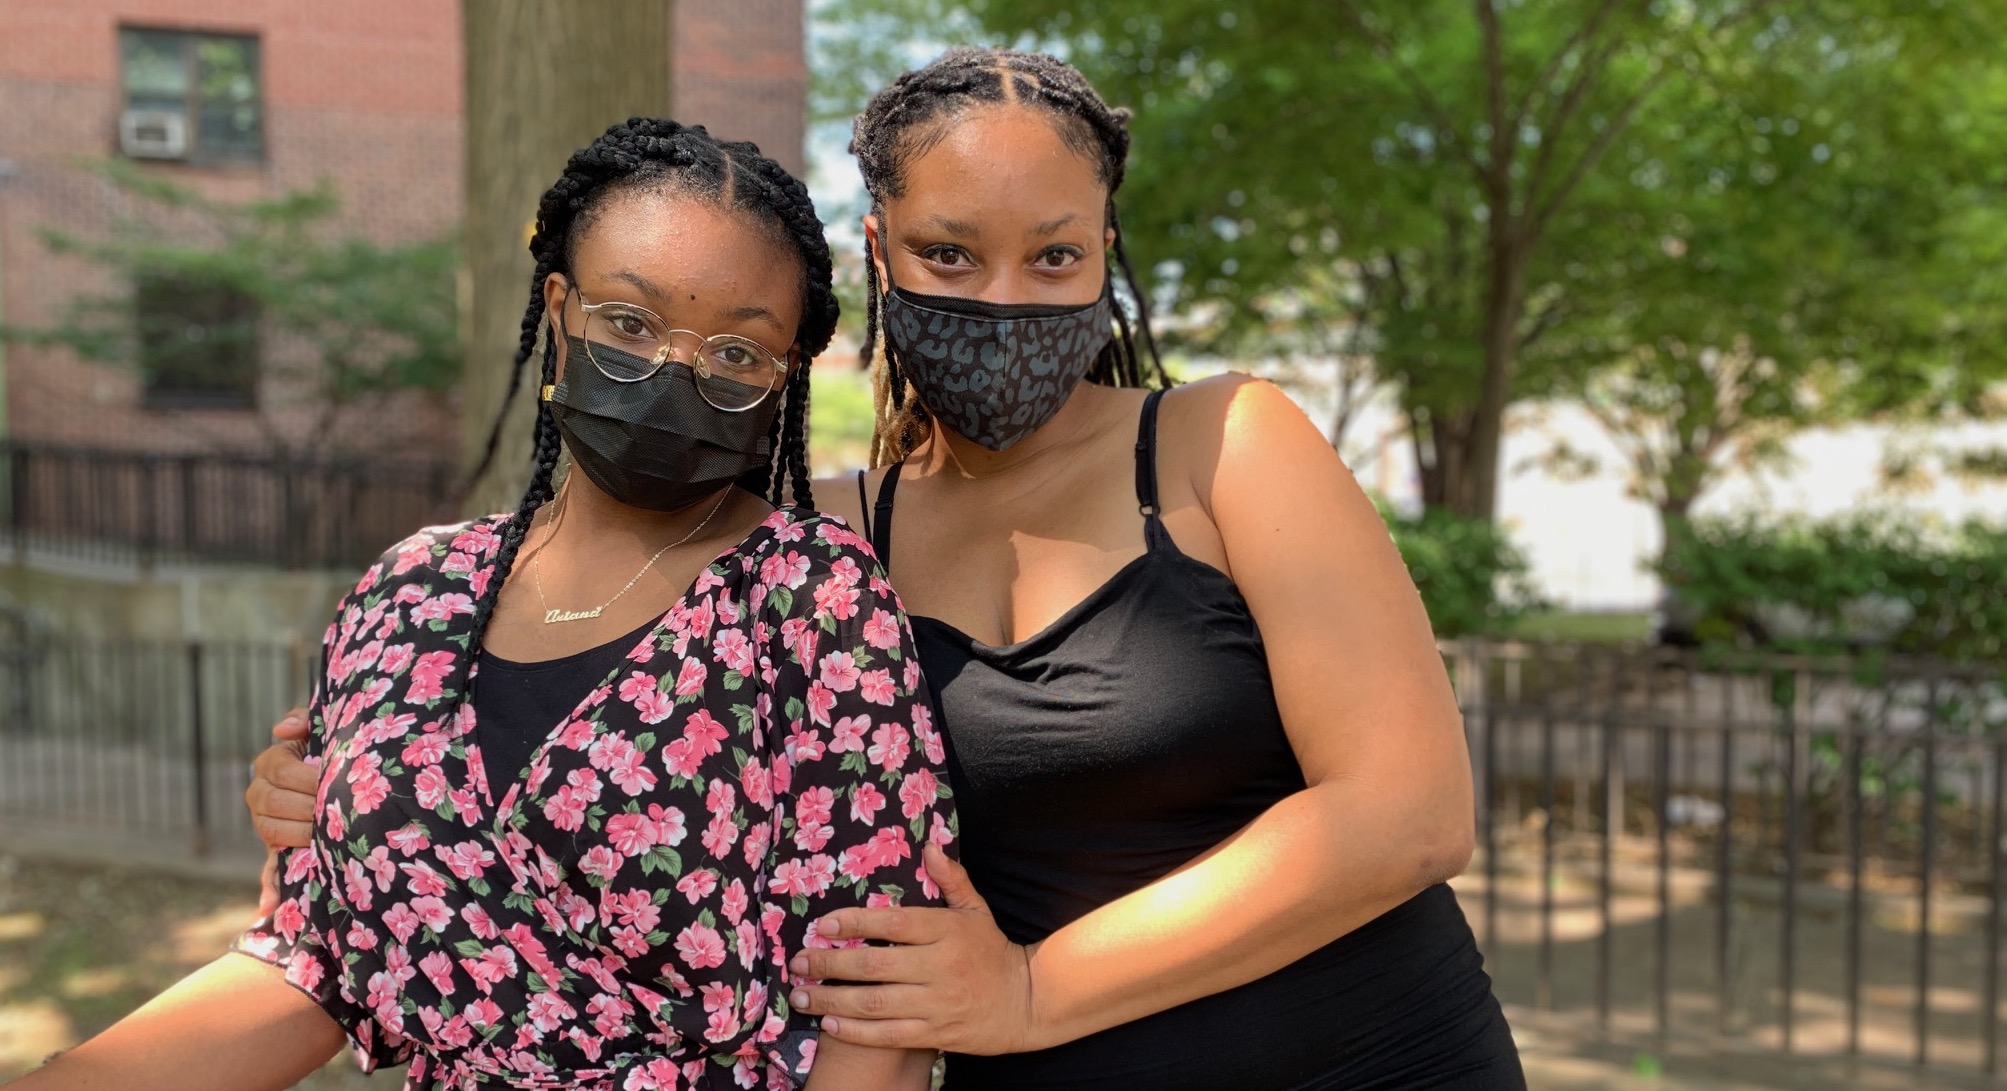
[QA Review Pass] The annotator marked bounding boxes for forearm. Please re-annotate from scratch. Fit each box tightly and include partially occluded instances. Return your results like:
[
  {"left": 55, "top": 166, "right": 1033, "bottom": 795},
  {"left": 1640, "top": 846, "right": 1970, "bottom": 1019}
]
[
  {"left": 1027, "top": 778, "right": 1472, "bottom": 1046},
  {"left": 10, "top": 953, "right": 345, "bottom": 1091},
  {"left": 799, "top": 1037, "right": 934, "bottom": 1091}
]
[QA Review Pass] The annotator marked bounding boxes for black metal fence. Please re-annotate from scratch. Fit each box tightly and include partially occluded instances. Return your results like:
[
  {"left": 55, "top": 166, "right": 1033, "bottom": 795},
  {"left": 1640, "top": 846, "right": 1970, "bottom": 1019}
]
[
  {"left": 1, "top": 441, "right": 458, "bottom": 570},
  {"left": 2, "top": 630, "right": 2003, "bottom": 1081},
  {"left": 0, "top": 622, "right": 314, "bottom": 858},
  {"left": 1450, "top": 639, "right": 2007, "bottom": 1083}
]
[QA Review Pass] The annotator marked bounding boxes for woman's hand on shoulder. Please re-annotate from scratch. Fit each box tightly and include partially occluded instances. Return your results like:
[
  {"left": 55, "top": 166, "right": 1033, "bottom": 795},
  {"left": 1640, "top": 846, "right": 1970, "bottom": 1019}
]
[{"left": 788, "top": 845, "right": 1047, "bottom": 1055}]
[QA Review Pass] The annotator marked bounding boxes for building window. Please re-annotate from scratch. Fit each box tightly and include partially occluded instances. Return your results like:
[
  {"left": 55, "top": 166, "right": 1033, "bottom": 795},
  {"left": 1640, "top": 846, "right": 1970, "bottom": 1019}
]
[
  {"left": 118, "top": 28, "right": 263, "bottom": 163},
  {"left": 136, "top": 273, "right": 260, "bottom": 409}
]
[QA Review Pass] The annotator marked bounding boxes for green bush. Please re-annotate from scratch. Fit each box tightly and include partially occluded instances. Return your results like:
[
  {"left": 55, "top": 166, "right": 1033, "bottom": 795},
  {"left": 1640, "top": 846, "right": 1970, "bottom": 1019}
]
[
  {"left": 1659, "top": 512, "right": 2007, "bottom": 662},
  {"left": 1378, "top": 502, "right": 1543, "bottom": 638}
]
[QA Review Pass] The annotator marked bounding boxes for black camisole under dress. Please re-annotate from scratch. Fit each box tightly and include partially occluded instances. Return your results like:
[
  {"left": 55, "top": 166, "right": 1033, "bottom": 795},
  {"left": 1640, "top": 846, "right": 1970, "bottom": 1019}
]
[{"left": 859, "top": 390, "right": 1525, "bottom": 1090}]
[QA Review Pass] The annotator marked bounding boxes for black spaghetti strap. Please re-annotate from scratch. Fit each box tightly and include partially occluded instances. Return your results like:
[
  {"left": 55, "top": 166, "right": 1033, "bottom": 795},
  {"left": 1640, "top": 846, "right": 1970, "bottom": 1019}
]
[
  {"left": 871, "top": 462, "right": 904, "bottom": 569},
  {"left": 855, "top": 469, "right": 873, "bottom": 542},
  {"left": 1134, "top": 390, "right": 1174, "bottom": 551}
]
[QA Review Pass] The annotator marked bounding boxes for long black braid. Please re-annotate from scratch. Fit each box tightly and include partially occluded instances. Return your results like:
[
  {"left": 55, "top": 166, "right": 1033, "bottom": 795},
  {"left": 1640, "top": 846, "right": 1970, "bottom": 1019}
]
[
  {"left": 848, "top": 47, "right": 1170, "bottom": 465},
  {"left": 462, "top": 117, "right": 839, "bottom": 665}
]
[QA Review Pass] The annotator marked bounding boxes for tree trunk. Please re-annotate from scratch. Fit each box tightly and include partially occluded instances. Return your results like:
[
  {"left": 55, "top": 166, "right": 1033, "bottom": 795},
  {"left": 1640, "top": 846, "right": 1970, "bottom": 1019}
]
[
  {"left": 1414, "top": 405, "right": 1484, "bottom": 515},
  {"left": 459, "top": 0, "right": 674, "bottom": 517},
  {"left": 1462, "top": 232, "right": 1526, "bottom": 520}
]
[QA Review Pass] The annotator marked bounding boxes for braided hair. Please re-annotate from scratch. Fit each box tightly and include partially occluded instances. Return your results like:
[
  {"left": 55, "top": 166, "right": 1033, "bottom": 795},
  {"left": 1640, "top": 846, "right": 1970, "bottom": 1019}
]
[
  {"left": 848, "top": 47, "right": 1169, "bottom": 466},
  {"left": 464, "top": 117, "right": 840, "bottom": 658}
]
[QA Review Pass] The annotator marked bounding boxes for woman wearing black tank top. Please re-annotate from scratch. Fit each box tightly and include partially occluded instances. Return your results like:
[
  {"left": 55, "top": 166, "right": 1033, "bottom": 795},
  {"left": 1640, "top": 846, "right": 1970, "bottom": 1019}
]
[
  {"left": 794, "top": 49, "right": 1524, "bottom": 1090},
  {"left": 247, "top": 48, "right": 1523, "bottom": 1090}
]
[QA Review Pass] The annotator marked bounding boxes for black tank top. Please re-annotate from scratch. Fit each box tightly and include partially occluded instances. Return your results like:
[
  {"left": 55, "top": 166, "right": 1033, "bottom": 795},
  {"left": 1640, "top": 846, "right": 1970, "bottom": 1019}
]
[
  {"left": 863, "top": 391, "right": 1523, "bottom": 1090},
  {"left": 474, "top": 615, "right": 659, "bottom": 792}
]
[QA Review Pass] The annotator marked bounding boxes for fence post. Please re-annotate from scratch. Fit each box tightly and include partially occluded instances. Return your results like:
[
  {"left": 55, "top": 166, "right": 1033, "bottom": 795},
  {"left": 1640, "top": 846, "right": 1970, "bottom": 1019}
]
[
  {"left": 187, "top": 641, "right": 209, "bottom": 858},
  {"left": 279, "top": 455, "right": 301, "bottom": 570},
  {"left": 179, "top": 455, "right": 199, "bottom": 559},
  {"left": 139, "top": 453, "right": 159, "bottom": 576},
  {"left": 5, "top": 443, "right": 22, "bottom": 562}
]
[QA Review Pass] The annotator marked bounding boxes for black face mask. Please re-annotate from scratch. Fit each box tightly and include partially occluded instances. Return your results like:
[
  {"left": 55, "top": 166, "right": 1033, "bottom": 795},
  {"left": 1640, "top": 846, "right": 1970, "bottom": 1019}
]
[
  {"left": 877, "top": 235, "right": 1114, "bottom": 452},
  {"left": 546, "top": 337, "right": 778, "bottom": 513}
]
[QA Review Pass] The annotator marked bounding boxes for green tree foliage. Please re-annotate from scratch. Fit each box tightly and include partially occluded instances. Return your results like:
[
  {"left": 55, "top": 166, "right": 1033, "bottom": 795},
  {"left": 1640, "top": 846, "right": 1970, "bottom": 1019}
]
[
  {"left": 818, "top": 0, "right": 2007, "bottom": 527},
  {"left": 1379, "top": 498, "right": 1543, "bottom": 638},
  {"left": 1536, "top": 4, "right": 2007, "bottom": 555},
  {"left": 965, "top": 0, "right": 1804, "bottom": 519},
  {"left": 8, "top": 160, "right": 457, "bottom": 452}
]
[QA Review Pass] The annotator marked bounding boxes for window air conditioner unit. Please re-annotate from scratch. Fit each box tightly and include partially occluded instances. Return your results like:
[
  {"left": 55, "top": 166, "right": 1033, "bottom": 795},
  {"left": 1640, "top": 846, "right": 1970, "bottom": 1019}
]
[{"left": 119, "top": 109, "right": 188, "bottom": 159}]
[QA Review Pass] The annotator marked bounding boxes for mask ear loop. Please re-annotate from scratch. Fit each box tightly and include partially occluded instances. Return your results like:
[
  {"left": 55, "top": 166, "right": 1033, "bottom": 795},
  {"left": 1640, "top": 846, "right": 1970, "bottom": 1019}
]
[
  {"left": 542, "top": 280, "right": 575, "bottom": 404},
  {"left": 869, "top": 225, "right": 910, "bottom": 401}
]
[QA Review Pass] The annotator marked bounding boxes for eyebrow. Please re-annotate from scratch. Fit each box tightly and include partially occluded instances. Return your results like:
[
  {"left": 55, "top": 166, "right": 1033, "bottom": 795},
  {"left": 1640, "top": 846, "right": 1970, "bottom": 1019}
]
[
  {"left": 917, "top": 215, "right": 981, "bottom": 239},
  {"left": 1031, "top": 213, "right": 1081, "bottom": 237},
  {"left": 606, "top": 269, "right": 665, "bottom": 299},
  {"left": 726, "top": 304, "right": 787, "bottom": 333},
  {"left": 599, "top": 271, "right": 787, "bottom": 334}
]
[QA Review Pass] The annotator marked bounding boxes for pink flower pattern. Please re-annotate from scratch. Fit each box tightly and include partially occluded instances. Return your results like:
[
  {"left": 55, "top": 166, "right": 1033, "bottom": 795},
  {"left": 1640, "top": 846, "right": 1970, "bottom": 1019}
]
[{"left": 235, "top": 510, "right": 955, "bottom": 1090}]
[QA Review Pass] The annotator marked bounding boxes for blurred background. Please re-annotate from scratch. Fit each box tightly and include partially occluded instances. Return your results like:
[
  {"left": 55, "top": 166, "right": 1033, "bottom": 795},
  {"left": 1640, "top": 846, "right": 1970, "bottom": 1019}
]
[{"left": 1, "top": 1, "right": 2005, "bottom": 1087}]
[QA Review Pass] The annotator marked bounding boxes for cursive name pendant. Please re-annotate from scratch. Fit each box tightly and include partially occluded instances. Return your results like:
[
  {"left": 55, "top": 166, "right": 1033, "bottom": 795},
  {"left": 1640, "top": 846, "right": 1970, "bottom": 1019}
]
[{"left": 533, "top": 488, "right": 732, "bottom": 625}]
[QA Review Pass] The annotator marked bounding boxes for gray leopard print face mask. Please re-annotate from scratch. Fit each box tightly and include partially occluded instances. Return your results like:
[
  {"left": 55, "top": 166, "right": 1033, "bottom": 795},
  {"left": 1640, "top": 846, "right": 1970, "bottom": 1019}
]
[{"left": 881, "top": 272, "right": 1114, "bottom": 452}]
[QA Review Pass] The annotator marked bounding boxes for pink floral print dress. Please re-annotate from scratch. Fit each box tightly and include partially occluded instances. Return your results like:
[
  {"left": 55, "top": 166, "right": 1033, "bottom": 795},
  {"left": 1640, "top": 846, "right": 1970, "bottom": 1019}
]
[{"left": 235, "top": 508, "right": 957, "bottom": 1090}]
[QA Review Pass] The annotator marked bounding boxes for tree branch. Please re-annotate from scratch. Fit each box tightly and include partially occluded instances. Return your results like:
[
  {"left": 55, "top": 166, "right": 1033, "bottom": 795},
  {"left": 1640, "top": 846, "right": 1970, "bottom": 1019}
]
[
  {"left": 1518, "top": 296, "right": 1572, "bottom": 352},
  {"left": 1478, "top": 0, "right": 1514, "bottom": 192},
  {"left": 1523, "top": 61, "right": 1674, "bottom": 247},
  {"left": 1520, "top": 25, "right": 1630, "bottom": 218},
  {"left": 1523, "top": 0, "right": 1787, "bottom": 248},
  {"left": 1333, "top": 1, "right": 1488, "bottom": 178},
  {"left": 1515, "top": 0, "right": 1632, "bottom": 127},
  {"left": 1384, "top": 251, "right": 1414, "bottom": 312}
]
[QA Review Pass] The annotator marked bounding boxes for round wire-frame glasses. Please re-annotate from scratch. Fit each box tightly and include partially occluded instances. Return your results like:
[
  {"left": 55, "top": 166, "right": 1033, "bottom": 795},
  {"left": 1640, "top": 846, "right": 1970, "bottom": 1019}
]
[{"left": 571, "top": 289, "right": 789, "bottom": 412}]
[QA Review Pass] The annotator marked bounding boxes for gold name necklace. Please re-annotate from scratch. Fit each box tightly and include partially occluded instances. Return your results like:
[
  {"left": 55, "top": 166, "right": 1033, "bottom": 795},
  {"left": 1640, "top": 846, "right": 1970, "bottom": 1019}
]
[{"left": 533, "top": 488, "right": 731, "bottom": 625}]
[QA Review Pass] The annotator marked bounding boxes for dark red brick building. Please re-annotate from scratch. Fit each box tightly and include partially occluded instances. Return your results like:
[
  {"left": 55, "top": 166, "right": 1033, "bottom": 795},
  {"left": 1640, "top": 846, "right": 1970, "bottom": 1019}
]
[{"left": 0, "top": 0, "right": 806, "bottom": 461}]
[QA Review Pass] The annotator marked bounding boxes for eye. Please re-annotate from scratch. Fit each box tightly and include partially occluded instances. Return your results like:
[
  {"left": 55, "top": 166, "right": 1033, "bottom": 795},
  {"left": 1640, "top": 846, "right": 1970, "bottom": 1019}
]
[
  {"left": 1034, "top": 246, "right": 1084, "bottom": 269},
  {"left": 608, "top": 313, "right": 651, "bottom": 339},
  {"left": 919, "top": 244, "right": 973, "bottom": 268}
]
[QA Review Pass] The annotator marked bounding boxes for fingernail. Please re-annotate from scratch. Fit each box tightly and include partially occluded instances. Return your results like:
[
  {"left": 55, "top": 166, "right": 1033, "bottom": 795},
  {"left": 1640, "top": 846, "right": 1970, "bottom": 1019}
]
[
  {"left": 821, "top": 1016, "right": 842, "bottom": 1034},
  {"left": 789, "top": 956, "right": 807, "bottom": 975},
  {"left": 817, "top": 918, "right": 841, "bottom": 936},
  {"left": 283, "top": 715, "right": 303, "bottom": 726},
  {"left": 790, "top": 989, "right": 809, "bottom": 1010}
]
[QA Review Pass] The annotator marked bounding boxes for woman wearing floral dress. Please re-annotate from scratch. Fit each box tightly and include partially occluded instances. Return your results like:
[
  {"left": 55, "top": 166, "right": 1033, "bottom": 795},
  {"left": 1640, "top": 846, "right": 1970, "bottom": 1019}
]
[{"left": 12, "top": 121, "right": 950, "bottom": 1091}]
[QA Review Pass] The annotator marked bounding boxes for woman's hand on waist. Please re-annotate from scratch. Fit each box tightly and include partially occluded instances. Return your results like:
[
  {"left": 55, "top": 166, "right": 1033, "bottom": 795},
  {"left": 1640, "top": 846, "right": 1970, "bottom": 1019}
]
[
  {"left": 788, "top": 844, "right": 1053, "bottom": 1055},
  {"left": 245, "top": 707, "right": 316, "bottom": 916}
]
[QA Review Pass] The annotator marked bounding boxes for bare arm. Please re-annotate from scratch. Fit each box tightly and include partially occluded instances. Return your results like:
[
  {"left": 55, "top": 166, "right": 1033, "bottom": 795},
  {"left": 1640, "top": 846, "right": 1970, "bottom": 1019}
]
[
  {"left": 7, "top": 954, "right": 345, "bottom": 1091},
  {"left": 1013, "top": 376, "right": 1474, "bottom": 1042},
  {"left": 800, "top": 1039, "right": 935, "bottom": 1091},
  {"left": 795, "top": 377, "right": 1474, "bottom": 1052}
]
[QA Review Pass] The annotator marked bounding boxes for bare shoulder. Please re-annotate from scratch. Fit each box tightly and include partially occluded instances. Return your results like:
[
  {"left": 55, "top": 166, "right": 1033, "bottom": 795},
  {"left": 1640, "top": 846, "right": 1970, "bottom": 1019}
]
[
  {"left": 1156, "top": 373, "right": 1351, "bottom": 514},
  {"left": 813, "top": 472, "right": 871, "bottom": 535}
]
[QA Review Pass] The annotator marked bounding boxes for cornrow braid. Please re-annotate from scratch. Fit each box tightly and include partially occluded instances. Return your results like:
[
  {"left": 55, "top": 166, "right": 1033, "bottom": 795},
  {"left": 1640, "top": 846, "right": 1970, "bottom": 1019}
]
[
  {"left": 461, "top": 117, "right": 841, "bottom": 688},
  {"left": 849, "top": 47, "right": 1170, "bottom": 464}
]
